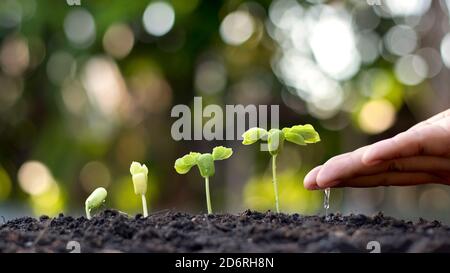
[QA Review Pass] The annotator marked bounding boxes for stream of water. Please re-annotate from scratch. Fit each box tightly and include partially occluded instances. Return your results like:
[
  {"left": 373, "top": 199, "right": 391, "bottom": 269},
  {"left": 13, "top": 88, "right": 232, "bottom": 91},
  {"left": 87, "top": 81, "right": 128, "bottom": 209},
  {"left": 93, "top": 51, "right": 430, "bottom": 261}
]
[{"left": 324, "top": 187, "right": 330, "bottom": 217}]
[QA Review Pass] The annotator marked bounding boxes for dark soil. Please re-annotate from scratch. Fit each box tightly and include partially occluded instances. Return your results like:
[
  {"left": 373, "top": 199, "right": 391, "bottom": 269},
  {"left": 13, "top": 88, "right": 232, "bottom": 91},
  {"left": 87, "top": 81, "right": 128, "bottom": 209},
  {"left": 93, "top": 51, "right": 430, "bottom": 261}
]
[{"left": 1, "top": 209, "right": 450, "bottom": 253}]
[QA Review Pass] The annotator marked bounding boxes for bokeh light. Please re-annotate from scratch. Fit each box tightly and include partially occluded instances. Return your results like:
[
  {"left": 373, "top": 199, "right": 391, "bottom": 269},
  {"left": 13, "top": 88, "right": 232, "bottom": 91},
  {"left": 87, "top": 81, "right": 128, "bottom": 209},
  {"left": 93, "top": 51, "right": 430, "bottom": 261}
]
[
  {"left": 17, "top": 161, "right": 54, "bottom": 196},
  {"left": 61, "top": 79, "right": 88, "bottom": 115},
  {"left": 103, "top": 23, "right": 135, "bottom": 59},
  {"left": 63, "top": 9, "right": 96, "bottom": 48},
  {"left": 195, "top": 60, "right": 227, "bottom": 94},
  {"left": 79, "top": 161, "right": 111, "bottom": 193},
  {"left": 46, "top": 51, "right": 76, "bottom": 85},
  {"left": 394, "top": 54, "right": 427, "bottom": 86},
  {"left": 358, "top": 99, "right": 396, "bottom": 134},
  {"left": 384, "top": 0, "right": 431, "bottom": 17},
  {"left": 357, "top": 31, "right": 380, "bottom": 64},
  {"left": 142, "top": 2, "right": 175, "bottom": 37},
  {"left": 0, "top": 35, "right": 29, "bottom": 76},
  {"left": 440, "top": 33, "right": 450, "bottom": 68},
  {"left": 220, "top": 10, "right": 254, "bottom": 46},
  {"left": 30, "top": 183, "right": 64, "bottom": 216},
  {"left": 384, "top": 25, "right": 417, "bottom": 56},
  {"left": 81, "top": 56, "right": 128, "bottom": 118},
  {"left": 308, "top": 7, "right": 360, "bottom": 81}
]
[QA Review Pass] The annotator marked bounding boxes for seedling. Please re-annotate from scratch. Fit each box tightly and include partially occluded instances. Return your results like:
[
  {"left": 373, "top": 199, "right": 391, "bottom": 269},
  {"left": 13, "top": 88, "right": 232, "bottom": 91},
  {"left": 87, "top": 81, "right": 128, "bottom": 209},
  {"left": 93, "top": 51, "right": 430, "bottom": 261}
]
[
  {"left": 85, "top": 187, "right": 107, "bottom": 220},
  {"left": 242, "top": 125, "right": 321, "bottom": 213},
  {"left": 130, "top": 161, "right": 149, "bottom": 217},
  {"left": 174, "top": 146, "right": 233, "bottom": 214}
]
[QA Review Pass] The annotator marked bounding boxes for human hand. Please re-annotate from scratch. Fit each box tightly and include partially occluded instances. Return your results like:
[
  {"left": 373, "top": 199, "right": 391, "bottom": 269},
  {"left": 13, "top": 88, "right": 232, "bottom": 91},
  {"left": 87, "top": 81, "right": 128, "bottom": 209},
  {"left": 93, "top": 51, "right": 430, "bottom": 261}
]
[{"left": 304, "top": 109, "right": 450, "bottom": 190}]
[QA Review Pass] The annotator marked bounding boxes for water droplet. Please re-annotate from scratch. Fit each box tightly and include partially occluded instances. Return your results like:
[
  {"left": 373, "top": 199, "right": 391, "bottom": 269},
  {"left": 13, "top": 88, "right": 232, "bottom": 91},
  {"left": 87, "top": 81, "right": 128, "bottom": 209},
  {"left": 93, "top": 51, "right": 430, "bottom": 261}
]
[{"left": 324, "top": 187, "right": 331, "bottom": 217}]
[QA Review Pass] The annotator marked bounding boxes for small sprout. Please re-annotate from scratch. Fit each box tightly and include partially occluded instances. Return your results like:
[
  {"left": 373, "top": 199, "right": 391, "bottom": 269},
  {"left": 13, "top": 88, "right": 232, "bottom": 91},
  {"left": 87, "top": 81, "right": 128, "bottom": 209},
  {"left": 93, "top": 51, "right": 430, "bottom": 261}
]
[
  {"left": 174, "top": 152, "right": 200, "bottom": 174},
  {"left": 130, "top": 161, "right": 149, "bottom": 217},
  {"left": 242, "top": 125, "right": 321, "bottom": 213},
  {"left": 212, "top": 146, "right": 233, "bottom": 160},
  {"left": 85, "top": 187, "right": 107, "bottom": 220},
  {"left": 174, "top": 146, "right": 233, "bottom": 214},
  {"left": 242, "top": 127, "right": 268, "bottom": 145}
]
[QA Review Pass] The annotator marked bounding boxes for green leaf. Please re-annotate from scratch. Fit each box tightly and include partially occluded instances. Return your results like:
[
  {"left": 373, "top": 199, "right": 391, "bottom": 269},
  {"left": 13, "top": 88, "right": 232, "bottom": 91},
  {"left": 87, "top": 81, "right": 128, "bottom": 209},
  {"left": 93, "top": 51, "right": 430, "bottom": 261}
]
[
  {"left": 174, "top": 152, "right": 200, "bottom": 174},
  {"left": 130, "top": 161, "right": 148, "bottom": 176},
  {"left": 212, "top": 146, "right": 233, "bottom": 161},
  {"left": 284, "top": 131, "right": 306, "bottom": 146},
  {"left": 267, "top": 129, "right": 285, "bottom": 156},
  {"left": 197, "top": 153, "right": 215, "bottom": 178},
  {"left": 242, "top": 127, "right": 268, "bottom": 145},
  {"left": 289, "top": 124, "right": 321, "bottom": 143}
]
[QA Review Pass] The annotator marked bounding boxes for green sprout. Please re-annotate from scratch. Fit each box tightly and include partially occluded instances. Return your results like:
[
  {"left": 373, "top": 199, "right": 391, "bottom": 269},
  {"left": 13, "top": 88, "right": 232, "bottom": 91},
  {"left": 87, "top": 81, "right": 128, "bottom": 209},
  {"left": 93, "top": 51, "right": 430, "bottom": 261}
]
[
  {"left": 242, "top": 125, "right": 321, "bottom": 213},
  {"left": 85, "top": 187, "right": 107, "bottom": 220},
  {"left": 130, "top": 161, "right": 149, "bottom": 217},
  {"left": 174, "top": 146, "right": 233, "bottom": 214}
]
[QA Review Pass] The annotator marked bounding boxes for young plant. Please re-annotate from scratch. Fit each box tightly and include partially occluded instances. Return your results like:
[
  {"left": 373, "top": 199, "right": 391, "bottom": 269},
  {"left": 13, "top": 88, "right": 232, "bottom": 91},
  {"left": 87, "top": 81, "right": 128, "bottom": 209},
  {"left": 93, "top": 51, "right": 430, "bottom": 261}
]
[
  {"left": 242, "top": 125, "right": 321, "bottom": 213},
  {"left": 85, "top": 187, "right": 107, "bottom": 220},
  {"left": 174, "top": 146, "right": 233, "bottom": 214},
  {"left": 130, "top": 161, "right": 149, "bottom": 217}
]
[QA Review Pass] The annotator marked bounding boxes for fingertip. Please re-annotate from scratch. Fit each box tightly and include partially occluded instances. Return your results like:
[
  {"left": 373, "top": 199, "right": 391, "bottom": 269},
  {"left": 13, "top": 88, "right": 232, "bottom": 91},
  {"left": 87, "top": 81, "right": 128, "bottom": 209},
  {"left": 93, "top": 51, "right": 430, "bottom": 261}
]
[
  {"left": 304, "top": 182, "right": 320, "bottom": 190},
  {"left": 316, "top": 165, "right": 341, "bottom": 188},
  {"left": 304, "top": 165, "right": 322, "bottom": 190},
  {"left": 315, "top": 166, "right": 332, "bottom": 187}
]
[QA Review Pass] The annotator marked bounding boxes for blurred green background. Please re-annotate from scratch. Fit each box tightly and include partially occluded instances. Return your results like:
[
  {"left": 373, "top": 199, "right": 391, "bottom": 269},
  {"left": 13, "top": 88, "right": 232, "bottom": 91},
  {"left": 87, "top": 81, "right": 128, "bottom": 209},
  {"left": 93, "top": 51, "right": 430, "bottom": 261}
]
[{"left": 1, "top": 0, "right": 450, "bottom": 223}]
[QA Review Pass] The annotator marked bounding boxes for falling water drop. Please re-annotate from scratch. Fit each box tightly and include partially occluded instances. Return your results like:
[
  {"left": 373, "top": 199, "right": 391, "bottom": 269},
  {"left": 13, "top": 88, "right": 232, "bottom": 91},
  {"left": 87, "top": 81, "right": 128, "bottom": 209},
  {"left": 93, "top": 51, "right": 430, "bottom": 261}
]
[{"left": 324, "top": 187, "right": 330, "bottom": 218}]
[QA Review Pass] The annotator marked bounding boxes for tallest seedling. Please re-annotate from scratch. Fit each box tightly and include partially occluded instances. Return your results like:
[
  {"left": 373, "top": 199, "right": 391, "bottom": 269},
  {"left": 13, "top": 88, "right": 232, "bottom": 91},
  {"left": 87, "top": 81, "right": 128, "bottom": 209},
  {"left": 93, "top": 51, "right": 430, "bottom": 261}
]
[{"left": 242, "top": 125, "right": 321, "bottom": 213}]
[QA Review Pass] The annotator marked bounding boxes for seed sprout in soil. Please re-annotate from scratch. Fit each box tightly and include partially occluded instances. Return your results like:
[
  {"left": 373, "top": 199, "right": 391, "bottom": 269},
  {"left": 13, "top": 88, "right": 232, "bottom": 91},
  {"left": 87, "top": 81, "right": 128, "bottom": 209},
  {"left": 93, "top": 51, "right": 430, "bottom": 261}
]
[
  {"left": 130, "top": 161, "right": 149, "bottom": 217},
  {"left": 85, "top": 187, "right": 107, "bottom": 220},
  {"left": 242, "top": 125, "right": 322, "bottom": 213},
  {"left": 174, "top": 146, "right": 233, "bottom": 214}
]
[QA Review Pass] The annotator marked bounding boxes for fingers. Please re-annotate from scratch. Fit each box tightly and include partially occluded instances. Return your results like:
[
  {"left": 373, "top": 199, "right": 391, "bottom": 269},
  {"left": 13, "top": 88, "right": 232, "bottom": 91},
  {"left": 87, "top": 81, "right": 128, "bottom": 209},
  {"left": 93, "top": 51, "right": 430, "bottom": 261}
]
[
  {"left": 336, "top": 172, "right": 447, "bottom": 188},
  {"left": 303, "top": 109, "right": 450, "bottom": 190},
  {"left": 305, "top": 156, "right": 450, "bottom": 189},
  {"left": 362, "top": 123, "right": 450, "bottom": 165},
  {"left": 313, "top": 146, "right": 370, "bottom": 188}
]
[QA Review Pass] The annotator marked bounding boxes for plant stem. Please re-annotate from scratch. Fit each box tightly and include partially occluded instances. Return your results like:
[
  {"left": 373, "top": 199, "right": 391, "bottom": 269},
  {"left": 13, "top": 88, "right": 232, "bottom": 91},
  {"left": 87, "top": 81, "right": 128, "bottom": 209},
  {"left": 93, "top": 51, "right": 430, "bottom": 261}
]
[
  {"left": 141, "top": 194, "right": 148, "bottom": 217},
  {"left": 85, "top": 207, "right": 91, "bottom": 220},
  {"left": 272, "top": 155, "right": 280, "bottom": 213},
  {"left": 204, "top": 176, "right": 212, "bottom": 214}
]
